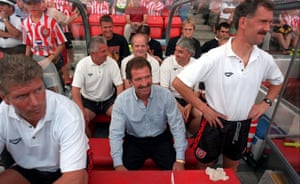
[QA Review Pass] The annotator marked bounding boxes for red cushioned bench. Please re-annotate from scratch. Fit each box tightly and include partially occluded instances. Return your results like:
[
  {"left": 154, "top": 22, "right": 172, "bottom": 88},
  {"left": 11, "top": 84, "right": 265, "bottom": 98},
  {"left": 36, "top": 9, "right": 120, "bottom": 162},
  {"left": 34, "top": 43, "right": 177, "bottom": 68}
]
[{"left": 88, "top": 138, "right": 199, "bottom": 170}]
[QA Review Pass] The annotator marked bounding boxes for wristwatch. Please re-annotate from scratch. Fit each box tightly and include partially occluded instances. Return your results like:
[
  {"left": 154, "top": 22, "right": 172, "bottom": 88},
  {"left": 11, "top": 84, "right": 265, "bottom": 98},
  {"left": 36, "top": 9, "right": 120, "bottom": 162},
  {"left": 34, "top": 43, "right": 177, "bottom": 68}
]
[{"left": 263, "top": 98, "right": 272, "bottom": 106}]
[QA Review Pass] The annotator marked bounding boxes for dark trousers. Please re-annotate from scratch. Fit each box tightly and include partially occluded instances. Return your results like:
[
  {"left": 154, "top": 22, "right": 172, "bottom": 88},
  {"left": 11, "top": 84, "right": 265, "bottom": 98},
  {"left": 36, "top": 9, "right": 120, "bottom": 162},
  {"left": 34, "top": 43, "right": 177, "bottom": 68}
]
[{"left": 123, "top": 131, "right": 176, "bottom": 170}]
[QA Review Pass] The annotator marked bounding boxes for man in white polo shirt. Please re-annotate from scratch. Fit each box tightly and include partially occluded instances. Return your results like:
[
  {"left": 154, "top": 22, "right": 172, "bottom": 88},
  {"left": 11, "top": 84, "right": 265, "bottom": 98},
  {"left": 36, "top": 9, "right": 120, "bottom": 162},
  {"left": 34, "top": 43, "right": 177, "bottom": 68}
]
[
  {"left": 121, "top": 33, "right": 160, "bottom": 89},
  {"left": 72, "top": 36, "right": 124, "bottom": 137},
  {"left": 0, "top": 54, "right": 88, "bottom": 184},
  {"left": 173, "top": 0, "right": 283, "bottom": 172}
]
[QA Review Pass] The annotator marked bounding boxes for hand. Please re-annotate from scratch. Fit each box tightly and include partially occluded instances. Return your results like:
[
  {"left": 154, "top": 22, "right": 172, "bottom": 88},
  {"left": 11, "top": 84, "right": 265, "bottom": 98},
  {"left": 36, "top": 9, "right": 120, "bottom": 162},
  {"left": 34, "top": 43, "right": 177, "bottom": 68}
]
[
  {"left": 202, "top": 105, "right": 226, "bottom": 128},
  {"left": 182, "top": 104, "right": 192, "bottom": 122},
  {"left": 172, "top": 161, "right": 185, "bottom": 170},
  {"left": 38, "top": 58, "right": 51, "bottom": 69},
  {"left": 115, "top": 165, "right": 128, "bottom": 171},
  {"left": 247, "top": 102, "right": 269, "bottom": 120}
]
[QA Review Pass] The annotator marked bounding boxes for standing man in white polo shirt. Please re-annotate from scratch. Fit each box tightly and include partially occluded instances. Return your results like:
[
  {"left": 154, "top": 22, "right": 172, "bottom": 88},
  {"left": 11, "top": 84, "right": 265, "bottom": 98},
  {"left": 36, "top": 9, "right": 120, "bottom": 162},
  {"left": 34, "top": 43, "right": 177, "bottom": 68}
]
[
  {"left": 173, "top": 0, "right": 283, "bottom": 171},
  {"left": 72, "top": 36, "right": 124, "bottom": 137},
  {"left": 0, "top": 54, "right": 88, "bottom": 184}
]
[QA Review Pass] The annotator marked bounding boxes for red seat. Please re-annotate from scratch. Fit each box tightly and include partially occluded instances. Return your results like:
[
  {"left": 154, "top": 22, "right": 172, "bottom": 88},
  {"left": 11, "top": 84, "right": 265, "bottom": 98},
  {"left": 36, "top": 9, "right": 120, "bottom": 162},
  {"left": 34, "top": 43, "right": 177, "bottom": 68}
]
[
  {"left": 88, "top": 138, "right": 199, "bottom": 170},
  {"left": 112, "top": 26, "right": 124, "bottom": 35},
  {"left": 164, "top": 16, "right": 182, "bottom": 28},
  {"left": 110, "top": 14, "right": 126, "bottom": 26},
  {"left": 91, "top": 114, "right": 111, "bottom": 124},
  {"left": 88, "top": 14, "right": 103, "bottom": 36},
  {"left": 147, "top": 16, "right": 164, "bottom": 39}
]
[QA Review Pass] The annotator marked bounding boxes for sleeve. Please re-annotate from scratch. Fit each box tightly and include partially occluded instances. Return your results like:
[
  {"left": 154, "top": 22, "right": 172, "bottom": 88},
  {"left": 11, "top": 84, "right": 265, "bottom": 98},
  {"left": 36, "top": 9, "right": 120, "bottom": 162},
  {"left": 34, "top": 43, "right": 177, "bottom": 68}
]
[
  {"left": 121, "top": 58, "right": 128, "bottom": 80},
  {"left": 165, "top": 91, "right": 187, "bottom": 160},
  {"left": 111, "top": 60, "right": 124, "bottom": 86},
  {"left": 159, "top": 59, "right": 171, "bottom": 88},
  {"left": 264, "top": 57, "right": 284, "bottom": 85},
  {"left": 109, "top": 95, "right": 126, "bottom": 167},
  {"left": 151, "top": 59, "right": 160, "bottom": 84},
  {"left": 53, "top": 20, "right": 67, "bottom": 45},
  {"left": 58, "top": 104, "right": 88, "bottom": 172},
  {"left": 71, "top": 60, "right": 85, "bottom": 88}
]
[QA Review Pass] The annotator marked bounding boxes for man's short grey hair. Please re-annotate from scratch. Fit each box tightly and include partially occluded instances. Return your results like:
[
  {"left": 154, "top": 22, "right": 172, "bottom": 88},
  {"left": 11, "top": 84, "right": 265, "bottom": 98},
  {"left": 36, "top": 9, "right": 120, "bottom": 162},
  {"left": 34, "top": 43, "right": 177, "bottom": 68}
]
[
  {"left": 88, "top": 36, "right": 107, "bottom": 54},
  {"left": 0, "top": 54, "right": 43, "bottom": 95},
  {"left": 176, "top": 37, "right": 195, "bottom": 56}
]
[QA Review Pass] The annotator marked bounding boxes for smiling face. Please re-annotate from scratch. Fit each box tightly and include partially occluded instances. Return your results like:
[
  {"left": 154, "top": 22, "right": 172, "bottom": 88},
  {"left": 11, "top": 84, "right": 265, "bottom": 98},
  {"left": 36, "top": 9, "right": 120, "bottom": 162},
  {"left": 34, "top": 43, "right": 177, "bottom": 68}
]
[
  {"left": 129, "top": 66, "right": 152, "bottom": 100},
  {"left": 131, "top": 34, "right": 148, "bottom": 58},
  {"left": 100, "top": 21, "right": 114, "bottom": 40},
  {"left": 2, "top": 78, "right": 46, "bottom": 126},
  {"left": 90, "top": 43, "right": 109, "bottom": 65}
]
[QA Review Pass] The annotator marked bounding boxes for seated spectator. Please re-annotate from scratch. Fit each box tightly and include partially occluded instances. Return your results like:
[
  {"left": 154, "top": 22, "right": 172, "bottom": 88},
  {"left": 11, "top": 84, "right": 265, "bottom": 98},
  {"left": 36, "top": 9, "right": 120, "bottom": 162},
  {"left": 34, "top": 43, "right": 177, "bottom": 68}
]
[
  {"left": 121, "top": 33, "right": 160, "bottom": 89},
  {"left": 160, "top": 37, "right": 202, "bottom": 135},
  {"left": 0, "top": 0, "right": 25, "bottom": 54},
  {"left": 0, "top": 54, "right": 88, "bottom": 184},
  {"left": 123, "top": 0, "right": 147, "bottom": 42},
  {"left": 23, "top": 0, "right": 65, "bottom": 94},
  {"left": 72, "top": 36, "right": 123, "bottom": 137},
  {"left": 280, "top": 9, "right": 299, "bottom": 49},
  {"left": 109, "top": 56, "right": 187, "bottom": 170},
  {"left": 136, "top": 24, "right": 163, "bottom": 62},
  {"left": 201, "top": 22, "right": 230, "bottom": 53},
  {"left": 146, "top": 0, "right": 164, "bottom": 16},
  {"left": 165, "top": 18, "right": 202, "bottom": 58},
  {"left": 100, "top": 15, "right": 130, "bottom": 67}
]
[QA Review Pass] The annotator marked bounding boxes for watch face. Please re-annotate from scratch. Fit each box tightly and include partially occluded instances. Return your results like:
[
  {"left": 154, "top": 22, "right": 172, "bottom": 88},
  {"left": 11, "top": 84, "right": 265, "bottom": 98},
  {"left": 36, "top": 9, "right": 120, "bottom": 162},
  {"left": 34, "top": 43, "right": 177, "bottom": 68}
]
[{"left": 264, "top": 98, "right": 272, "bottom": 106}]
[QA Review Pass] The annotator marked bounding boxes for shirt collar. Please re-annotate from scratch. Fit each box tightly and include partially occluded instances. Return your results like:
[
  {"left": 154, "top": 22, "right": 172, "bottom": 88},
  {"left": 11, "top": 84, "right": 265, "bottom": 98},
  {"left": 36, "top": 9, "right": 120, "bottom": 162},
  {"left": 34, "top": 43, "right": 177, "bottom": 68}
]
[{"left": 225, "top": 37, "right": 260, "bottom": 63}]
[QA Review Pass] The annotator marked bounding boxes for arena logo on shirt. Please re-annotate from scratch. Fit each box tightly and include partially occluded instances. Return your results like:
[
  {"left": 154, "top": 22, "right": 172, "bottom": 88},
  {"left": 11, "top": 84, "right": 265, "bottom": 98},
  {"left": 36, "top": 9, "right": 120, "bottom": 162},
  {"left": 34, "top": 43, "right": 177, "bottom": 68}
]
[{"left": 9, "top": 137, "right": 22, "bottom": 144}]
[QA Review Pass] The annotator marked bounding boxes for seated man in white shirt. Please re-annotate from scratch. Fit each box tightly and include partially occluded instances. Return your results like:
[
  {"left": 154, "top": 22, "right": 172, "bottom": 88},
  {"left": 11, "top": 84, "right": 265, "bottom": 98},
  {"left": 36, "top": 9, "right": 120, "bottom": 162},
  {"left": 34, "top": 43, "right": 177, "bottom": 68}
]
[
  {"left": 0, "top": 54, "right": 88, "bottom": 184},
  {"left": 121, "top": 33, "right": 160, "bottom": 89},
  {"left": 72, "top": 36, "right": 124, "bottom": 137},
  {"left": 160, "top": 37, "right": 202, "bottom": 135}
]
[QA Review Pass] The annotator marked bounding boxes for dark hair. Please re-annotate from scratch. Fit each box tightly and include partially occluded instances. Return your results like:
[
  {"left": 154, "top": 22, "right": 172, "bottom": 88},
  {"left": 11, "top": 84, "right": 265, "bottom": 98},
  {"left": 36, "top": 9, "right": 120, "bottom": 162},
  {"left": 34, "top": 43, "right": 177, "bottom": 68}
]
[
  {"left": 100, "top": 14, "right": 113, "bottom": 25},
  {"left": 0, "top": 54, "right": 43, "bottom": 94},
  {"left": 125, "top": 56, "right": 152, "bottom": 80},
  {"left": 216, "top": 22, "right": 230, "bottom": 31},
  {"left": 232, "top": 0, "right": 274, "bottom": 29},
  {"left": 136, "top": 25, "right": 150, "bottom": 36}
]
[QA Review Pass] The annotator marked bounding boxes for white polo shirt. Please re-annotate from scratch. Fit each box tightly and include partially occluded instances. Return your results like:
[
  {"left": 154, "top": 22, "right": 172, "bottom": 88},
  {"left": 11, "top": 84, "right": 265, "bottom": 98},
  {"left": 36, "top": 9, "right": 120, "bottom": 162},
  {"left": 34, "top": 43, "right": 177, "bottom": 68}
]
[
  {"left": 121, "top": 53, "right": 160, "bottom": 84},
  {"left": 0, "top": 90, "right": 88, "bottom": 172},
  {"left": 72, "top": 56, "right": 123, "bottom": 102},
  {"left": 160, "top": 55, "right": 199, "bottom": 98},
  {"left": 177, "top": 38, "right": 283, "bottom": 121}
]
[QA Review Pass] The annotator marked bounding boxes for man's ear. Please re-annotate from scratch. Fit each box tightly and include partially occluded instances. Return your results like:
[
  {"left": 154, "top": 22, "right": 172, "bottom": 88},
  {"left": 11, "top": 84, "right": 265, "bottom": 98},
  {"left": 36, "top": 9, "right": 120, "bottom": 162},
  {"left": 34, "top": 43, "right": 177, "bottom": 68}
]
[{"left": 0, "top": 93, "right": 10, "bottom": 105}]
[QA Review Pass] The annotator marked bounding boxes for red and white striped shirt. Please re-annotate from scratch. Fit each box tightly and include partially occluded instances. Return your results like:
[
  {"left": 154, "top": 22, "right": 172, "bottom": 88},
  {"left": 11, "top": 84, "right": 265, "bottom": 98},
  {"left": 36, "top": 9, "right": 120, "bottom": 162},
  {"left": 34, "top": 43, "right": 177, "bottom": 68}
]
[
  {"left": 147, "top": 1, "right": 165, "bottom": 16},
  {"left": 89, "top": 0, "right": 110, "bottom": 15},
  {"left": 23, "top": 14, "right": 67, "bottom": 56}
]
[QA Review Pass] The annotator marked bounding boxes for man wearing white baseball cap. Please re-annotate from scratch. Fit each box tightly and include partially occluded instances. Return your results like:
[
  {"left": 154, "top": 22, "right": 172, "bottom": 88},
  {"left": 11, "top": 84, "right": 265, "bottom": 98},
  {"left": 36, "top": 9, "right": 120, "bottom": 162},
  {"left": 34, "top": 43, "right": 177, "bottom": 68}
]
[{"left": 0, "top": 0, "right": 25, "bottom": 54}]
